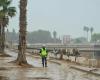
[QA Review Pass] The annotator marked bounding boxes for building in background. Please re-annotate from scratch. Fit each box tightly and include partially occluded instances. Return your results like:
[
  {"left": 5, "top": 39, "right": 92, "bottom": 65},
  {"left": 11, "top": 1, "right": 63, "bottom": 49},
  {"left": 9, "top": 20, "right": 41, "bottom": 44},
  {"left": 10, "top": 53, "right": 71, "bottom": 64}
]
[{"left": 62, "top": 35, "right": 71, "bottom": 44}]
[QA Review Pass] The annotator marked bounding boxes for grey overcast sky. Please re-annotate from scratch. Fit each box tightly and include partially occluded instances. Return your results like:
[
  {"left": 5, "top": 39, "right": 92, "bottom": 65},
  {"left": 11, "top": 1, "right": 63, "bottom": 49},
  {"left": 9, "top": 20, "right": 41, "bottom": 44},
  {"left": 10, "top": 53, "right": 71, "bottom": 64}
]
[{"left": 8, "top": 0, "right": 100, "bottom": 38}]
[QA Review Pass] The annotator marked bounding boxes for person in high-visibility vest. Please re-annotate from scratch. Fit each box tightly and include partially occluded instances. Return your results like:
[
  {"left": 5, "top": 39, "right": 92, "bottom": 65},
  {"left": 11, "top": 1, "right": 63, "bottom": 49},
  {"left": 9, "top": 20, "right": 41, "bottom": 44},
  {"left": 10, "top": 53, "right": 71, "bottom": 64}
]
[{"left": 40, "top": 45, "right": 48, "bottom": 67}]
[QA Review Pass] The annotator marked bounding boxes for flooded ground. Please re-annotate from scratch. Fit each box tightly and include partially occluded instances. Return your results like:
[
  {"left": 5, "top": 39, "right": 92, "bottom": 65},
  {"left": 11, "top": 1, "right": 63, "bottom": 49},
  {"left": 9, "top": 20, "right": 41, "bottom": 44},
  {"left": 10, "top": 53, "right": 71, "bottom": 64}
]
[{"left": 0, "top": 50, "right": 100, "bottom": 80}]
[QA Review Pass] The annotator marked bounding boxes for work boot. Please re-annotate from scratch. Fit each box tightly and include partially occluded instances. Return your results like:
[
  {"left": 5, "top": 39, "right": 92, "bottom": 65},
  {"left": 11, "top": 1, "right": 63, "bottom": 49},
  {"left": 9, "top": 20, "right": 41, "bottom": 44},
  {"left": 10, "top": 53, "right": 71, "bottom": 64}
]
[
  {"left": 45, "top": 62, "right": 47, "bottom": 67},
  {"left": 42, "top": 63, "right": 44, "bottom": 67}
]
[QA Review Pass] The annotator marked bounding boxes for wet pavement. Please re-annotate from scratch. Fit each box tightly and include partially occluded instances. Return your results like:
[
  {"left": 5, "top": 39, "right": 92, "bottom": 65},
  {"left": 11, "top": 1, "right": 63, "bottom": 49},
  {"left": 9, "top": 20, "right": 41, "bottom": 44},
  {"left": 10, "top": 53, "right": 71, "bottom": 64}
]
[{"left": 0, "top": 50, "right": 100, "bottom": 80}]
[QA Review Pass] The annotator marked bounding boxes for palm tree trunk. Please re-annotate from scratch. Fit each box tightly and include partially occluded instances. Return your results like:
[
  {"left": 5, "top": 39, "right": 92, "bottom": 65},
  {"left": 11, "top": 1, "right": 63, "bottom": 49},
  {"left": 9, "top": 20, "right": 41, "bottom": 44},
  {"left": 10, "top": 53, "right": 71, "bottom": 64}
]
[
  {"left": 90, "top": 32, "right": 92, "bottom": 41},
  {"left": 54, "top": 37, "right": 56, "bottom": 43},
  {"left": 0, "top": 24, "right": 2, "bottom": 53},
  {"left": 16, "top": 0, "right": 27, "bottom": 65},
  {"left": 0, "top": 22, "right": 4, "bottom": 54},
  {"left": 60, "top": 49, "right": 63, "bottom": 60},
  {"left": 87, "top": 31, "right": 88, "bottom": 42},
  {"left": 2, "top": 26, "right": 5, "bottom": 53}
]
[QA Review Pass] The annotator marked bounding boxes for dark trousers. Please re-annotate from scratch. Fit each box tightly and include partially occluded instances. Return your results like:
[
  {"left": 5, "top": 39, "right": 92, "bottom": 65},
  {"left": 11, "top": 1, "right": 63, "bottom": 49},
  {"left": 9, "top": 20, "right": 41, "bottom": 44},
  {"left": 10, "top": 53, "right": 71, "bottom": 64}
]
[{"left": 42, "top": 57, "right": 47, "bottom": 67}]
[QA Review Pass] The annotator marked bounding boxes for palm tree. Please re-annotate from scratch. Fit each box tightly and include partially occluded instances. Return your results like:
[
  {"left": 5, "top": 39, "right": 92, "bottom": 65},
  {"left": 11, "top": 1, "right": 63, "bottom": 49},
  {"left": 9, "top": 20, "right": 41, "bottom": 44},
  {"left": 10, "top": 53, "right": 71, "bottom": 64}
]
[
  {"left": 83, "top": 26, "right": 89, "bottom": 42},
  {"left": 0, "top": 0, "right": 16, "bottom": 54},
  {"left": 0, "top": 0, "right": 5, "bottom": 53},
  {"left": 16, "top": 0, "right": 28, "bottom": 65},
  {"left": 53, "top": 31, "right": 57, "bottom": 43},
  {"left": 90, "top": 27, "right": 94, "bottom": 41}
]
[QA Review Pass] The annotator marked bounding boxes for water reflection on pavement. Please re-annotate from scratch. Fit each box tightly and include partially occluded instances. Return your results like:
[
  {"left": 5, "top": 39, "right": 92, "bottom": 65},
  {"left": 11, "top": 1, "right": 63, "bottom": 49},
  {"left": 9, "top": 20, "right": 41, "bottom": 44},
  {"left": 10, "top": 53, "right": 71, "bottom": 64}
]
[{"left": 0, "top": 50, "right": 100, "bottom": 80}]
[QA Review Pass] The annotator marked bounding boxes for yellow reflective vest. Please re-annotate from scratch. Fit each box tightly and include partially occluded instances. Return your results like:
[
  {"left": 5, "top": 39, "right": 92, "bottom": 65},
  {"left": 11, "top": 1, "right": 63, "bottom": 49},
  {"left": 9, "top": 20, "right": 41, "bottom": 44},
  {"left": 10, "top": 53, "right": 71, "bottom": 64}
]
[{"left": 40, "top": 48, "right": 48, "bottom": 57}]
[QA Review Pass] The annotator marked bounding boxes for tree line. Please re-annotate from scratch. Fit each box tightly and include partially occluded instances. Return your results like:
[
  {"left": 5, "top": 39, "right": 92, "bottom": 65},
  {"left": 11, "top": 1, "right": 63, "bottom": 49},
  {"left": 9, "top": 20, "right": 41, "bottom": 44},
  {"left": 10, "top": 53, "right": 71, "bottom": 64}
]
[
  {"left": 6, "top": 29, "right": 61, "bottom": 44},
  {"left": 6, "top": 28, "right": 100, "bottom": 44}
]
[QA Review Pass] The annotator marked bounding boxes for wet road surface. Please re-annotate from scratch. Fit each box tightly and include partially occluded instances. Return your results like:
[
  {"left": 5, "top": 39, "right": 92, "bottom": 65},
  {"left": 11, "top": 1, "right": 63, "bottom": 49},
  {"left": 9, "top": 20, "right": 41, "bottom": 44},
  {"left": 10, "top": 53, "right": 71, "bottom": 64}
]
[{"left": 0, "top": 50, "right": 100, "bottom": 80}]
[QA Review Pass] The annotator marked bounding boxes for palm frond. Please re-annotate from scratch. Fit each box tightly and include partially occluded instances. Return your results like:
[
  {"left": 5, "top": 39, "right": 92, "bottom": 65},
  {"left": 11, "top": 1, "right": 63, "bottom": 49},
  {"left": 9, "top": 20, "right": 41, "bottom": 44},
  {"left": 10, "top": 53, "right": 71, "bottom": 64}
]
[{"left": 8, "top": 7, "right": 16, "bottom": 17}]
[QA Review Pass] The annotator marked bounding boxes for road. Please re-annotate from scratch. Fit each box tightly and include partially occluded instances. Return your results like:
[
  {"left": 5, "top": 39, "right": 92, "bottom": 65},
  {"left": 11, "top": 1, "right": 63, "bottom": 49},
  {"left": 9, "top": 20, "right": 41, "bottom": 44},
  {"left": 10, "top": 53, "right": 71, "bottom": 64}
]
[{"left": 0, "top": 49, "right": 100, "bottom": 80}]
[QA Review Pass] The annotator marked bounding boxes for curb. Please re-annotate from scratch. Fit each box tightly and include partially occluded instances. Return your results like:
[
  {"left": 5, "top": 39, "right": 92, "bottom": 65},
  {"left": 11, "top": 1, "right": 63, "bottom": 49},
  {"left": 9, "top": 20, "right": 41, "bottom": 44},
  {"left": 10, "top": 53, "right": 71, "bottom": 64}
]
[
  {"left": 70, "top": 66, "right": 100, "bottom": 76},
  {"left": 48, "top": 60, "right": 61, "bottom": 65},
  {"left": 49, "top": 56, "right": 100, "bottom": 76}
]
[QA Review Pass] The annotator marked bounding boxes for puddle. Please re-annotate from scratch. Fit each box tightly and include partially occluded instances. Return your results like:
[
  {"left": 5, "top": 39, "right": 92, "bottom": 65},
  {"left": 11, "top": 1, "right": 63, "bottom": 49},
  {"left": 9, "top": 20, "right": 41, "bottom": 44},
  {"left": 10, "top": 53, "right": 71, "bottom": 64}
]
[
  {"left": 28, "top": 77, "right": 51, "bottom": 80},
  {"left": 0, "top": 76, "right": 9, "bottom": 80},
  {"left": 0, "top": 67, "right": 8, "bottom": 70}
]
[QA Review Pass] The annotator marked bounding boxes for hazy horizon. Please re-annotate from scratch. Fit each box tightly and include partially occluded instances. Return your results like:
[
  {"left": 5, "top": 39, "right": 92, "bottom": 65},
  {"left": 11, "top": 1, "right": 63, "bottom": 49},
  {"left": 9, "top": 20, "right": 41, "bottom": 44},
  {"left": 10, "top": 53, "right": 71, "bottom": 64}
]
[{"left": 8, "top": 0, "right": 100, "bottom": 38}]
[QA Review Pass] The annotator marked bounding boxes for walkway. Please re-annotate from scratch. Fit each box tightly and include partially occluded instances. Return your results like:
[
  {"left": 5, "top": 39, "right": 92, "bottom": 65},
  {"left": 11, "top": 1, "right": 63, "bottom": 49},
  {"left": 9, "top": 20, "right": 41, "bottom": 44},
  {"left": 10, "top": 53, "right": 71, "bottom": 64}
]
[{"left": 0, "top": 49, "right": 100, "bottom": 80}]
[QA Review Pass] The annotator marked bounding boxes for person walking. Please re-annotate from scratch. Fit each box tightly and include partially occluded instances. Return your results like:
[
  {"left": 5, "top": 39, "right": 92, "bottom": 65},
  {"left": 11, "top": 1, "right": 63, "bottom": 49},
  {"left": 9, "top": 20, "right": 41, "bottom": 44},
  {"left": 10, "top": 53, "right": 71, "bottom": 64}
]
[{"left": 40, "top": 45, "right": 48, "bottom": 67}]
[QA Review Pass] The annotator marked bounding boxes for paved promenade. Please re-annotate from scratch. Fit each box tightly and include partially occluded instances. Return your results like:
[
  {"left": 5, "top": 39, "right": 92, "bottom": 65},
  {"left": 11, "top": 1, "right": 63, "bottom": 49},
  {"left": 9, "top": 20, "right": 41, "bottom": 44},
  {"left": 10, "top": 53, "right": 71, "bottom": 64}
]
[{"left": 0, "top": 49, "right": 100, "bottom": 80}]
